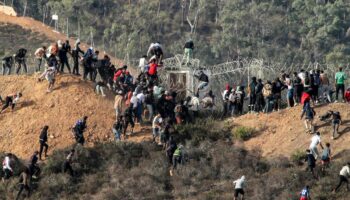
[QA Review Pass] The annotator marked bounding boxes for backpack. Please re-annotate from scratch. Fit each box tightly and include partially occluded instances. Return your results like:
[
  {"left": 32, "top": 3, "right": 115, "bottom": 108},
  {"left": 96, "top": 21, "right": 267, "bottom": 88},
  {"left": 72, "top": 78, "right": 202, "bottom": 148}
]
[{"left": 263, "top": 84, "right": 272, "bottom": 97}]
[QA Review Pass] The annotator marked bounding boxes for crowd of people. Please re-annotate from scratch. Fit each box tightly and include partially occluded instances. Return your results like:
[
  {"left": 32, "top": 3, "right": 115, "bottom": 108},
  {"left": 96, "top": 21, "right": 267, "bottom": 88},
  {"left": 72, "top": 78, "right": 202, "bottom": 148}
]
[{"left": 1, "top": 37, "right": 350, "bottom": 199}]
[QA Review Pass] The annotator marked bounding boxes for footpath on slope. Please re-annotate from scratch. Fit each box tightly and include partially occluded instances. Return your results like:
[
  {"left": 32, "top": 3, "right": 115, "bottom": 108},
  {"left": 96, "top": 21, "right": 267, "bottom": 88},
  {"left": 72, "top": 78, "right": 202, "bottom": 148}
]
[
  {"left": 232, "top": 103, "right": 350, "bottom": 159},
  {"left": 0, "top": 75, "right": 151, "bottom": 158},
  {"left": 0, "top": 12, "right": 133, "bottom": 73}
]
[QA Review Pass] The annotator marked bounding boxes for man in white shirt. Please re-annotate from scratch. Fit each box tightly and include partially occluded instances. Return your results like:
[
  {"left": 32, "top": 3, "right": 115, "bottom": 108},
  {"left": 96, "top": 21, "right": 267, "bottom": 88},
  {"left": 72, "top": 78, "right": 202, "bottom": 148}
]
[
  {"left": 152, "top": 114, "right": 163, "bottom": 143},
  {"left": 309, "top": 132, "right": 324, "bottom": 159},
  {"left": 2, "top": 153, "right": 13, "bottom": 182},
  {"left": 333, "top": 162, "right": 350, "bottom": 192},
  {"left": 233, "top": 175, "right": 246, "bottom": 200}
]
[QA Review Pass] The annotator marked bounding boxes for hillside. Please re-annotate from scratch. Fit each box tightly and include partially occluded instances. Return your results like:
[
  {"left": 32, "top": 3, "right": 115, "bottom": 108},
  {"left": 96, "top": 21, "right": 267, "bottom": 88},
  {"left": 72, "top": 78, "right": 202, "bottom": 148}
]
[
  {"left": 0, "top": 75, "right": 148, "bottom": 158},
  {"left": 233, "top": 103, "right": 350, "bottom": 158},
  {"left": 0, "top": 12, "right": 128, "bottom": 72}
]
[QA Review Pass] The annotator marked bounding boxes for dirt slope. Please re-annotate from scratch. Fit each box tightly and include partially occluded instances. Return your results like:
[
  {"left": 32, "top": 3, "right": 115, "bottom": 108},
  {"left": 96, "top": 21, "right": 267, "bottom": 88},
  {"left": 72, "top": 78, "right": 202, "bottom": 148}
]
[
  {"left": 0, "top": 12, "right": 131, "bottom": 72},
  {"left": 232, "top": 103, "right": 350, "bottom": 158},
  {"left": 0, "top": 75, "right": 149, "bottom": 158}
]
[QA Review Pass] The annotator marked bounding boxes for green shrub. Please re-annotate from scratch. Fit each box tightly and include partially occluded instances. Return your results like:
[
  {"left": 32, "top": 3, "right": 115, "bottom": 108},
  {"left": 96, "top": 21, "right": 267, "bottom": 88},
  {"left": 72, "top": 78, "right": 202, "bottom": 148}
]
[
  {"left": 291, "top": 149, "right": 306, "bottom": 166},
  {"left": 233, "top": 126, "right": 255, "bottom": 141}
]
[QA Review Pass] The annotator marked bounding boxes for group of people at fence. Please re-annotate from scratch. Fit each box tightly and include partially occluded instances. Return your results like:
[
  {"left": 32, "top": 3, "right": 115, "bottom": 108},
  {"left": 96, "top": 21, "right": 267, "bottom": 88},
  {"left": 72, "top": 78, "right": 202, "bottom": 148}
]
[{"left": 1, "top": 36, "right": 350, "bottom": 199}]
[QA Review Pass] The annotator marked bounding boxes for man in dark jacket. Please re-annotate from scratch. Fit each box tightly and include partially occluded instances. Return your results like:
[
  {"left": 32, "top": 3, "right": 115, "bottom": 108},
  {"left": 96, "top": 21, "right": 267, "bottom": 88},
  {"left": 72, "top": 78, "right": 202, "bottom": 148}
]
[
  {"left": 305, "top": 149, "right": 317, "bottom": 179},
  {"left": 15, "top": 48, "right": 27, "bottom": 75},
  {"left": 2, "top": 56, "right": 13, "bottom": 75},
  {"left": 72, "top": 40, "right": 84, "bottom": 75},
  {"left": 59, "top": 40, "right": 72, "bottom": 73},
  {"left": 249, "top": 77, "right": 258, "bottom": 112},
  {"left": 73, "top": 116, "right": 88, "bottom": 145}
]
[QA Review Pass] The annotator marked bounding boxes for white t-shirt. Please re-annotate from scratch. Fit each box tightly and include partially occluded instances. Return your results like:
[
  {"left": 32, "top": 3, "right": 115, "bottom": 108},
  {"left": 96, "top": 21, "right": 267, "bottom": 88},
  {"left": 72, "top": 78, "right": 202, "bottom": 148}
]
[
  {"left": 137, "top": 93, "right": 145, "bottom": 104},
  {"left": 189, "top": 96, "right": 200, "bottom": 111},
  {"left": 130, "top": 96, "right": 138, "bottom": 108},
  {"left": 138, "top": 58, "right": 147, "bottom": 70},
  {"left": 2, "top": 156, "right": 12, "bottom": 171},
  {"left": 340, "top": 166, "right": 350, "bottom": 177},
  {"left": 152, "top": 116, "right": 163, "bottom": 129},
  {"left": 309, "top": 135, "right": 321, "bottom": 148},
  {"left": 233, "top": 178, "right": 245, "bottom": 189}
]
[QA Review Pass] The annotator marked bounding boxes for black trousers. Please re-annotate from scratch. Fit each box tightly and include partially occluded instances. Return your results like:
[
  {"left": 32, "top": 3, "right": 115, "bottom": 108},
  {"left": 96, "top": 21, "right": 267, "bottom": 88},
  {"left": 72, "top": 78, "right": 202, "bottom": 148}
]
[
  {"left": 63, "top": 161, "right": 74, "bottom": 176},
  {"left": 1, "top": 97, "right": 13, "bottom": 111},
  {"left": 335, "top": 175, "right": 349, "bottom": 191},
  {"left": 83, "top": 66, "right": 94, "bottom": 81},
  {"left": 39, "top": 141, "right": 48, "bottom": 159},
  {"left": 335, "top": 84, "right": 345, "bottom": 101},
  {"left": 73, "top": 58, "right": 79, "bottom": 75},
  {"left": 60, "top": 58, "right": 71, "bottom": 73},
  {"left": 2, "top": 61, "right": 11, "bottom": 75},
  {"left": 15, "top": 60, "right": 27, "bottom": 75}
]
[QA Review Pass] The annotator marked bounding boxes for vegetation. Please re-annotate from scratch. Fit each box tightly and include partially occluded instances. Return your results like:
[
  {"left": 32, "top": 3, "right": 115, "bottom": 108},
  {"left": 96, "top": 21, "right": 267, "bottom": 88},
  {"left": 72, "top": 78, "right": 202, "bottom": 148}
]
[
  {"left": 1, "top": 119, "right": 350, "bottom": 199},
  {"left": 233, "top": 126, "right": 255, "bottom": 141},
  {"left": 8, "top": 0, "right": 350, "bottom": 66}
]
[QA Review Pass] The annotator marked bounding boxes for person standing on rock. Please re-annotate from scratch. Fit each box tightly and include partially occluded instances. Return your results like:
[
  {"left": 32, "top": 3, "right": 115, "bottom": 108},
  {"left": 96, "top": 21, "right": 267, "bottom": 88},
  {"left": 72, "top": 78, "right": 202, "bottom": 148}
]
[
  {"left": 72, "top": 116, "right": 88, "bottom": 146},
  {"left": 34, "top": 46, "right": 47, "bottom": 72},
  {"left": 0, "top": 92, "right": 22, "bottom": 114},
  {"left": 39, "top": 126, "right": 49, "bottom": 160}
]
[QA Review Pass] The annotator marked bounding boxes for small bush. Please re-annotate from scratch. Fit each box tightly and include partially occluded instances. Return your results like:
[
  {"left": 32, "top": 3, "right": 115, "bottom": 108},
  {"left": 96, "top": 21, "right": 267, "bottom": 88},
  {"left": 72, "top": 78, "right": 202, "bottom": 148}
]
[
  {"left": 233, "top": 126, "right": 255, "bottom": 141},
  {"left": 291, "top": 149, "right": 306, "bottom": 166}
]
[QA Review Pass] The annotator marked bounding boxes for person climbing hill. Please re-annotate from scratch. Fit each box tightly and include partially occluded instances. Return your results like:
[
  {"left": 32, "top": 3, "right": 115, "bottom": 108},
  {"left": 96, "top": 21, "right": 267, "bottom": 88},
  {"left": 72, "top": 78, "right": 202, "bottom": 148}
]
[
  {"left": 72, "top": 116, "right": 88, "bottom": 146},
  {"left": 233, "top": 176, "right": 246, "bottom": 200},
  {"left": 0, "top": 92, "right": 22, "bottom": 114},
  {"left": 39, "top": 126, "right": 49, "bottom": 160},
  {"left": 299, "top": 185, "right": 311, "bottom": 200}
]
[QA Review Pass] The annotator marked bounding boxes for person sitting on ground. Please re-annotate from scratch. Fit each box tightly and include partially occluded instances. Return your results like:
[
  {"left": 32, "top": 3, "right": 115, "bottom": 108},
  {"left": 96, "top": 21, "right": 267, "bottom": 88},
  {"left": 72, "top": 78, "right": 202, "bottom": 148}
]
[
  {"left": 39, "top": 126, "right": 49, "bottom": 160},
  {"left": 305, "top": 149, "right": 318, "bottom": 179},
  {"left": 309, "top": 132, "right": 324, "bottom": 160},
  {"left": 321, "top": 143, "right": 332, "bottom": 173},
  {"left": 0, "top": 92, "right": 22, "bottom": 114},
  {"left": 170, "top": 144, "right": 184, "bottom": 176},
  {"left": 2, "top": 55, "right": 13, "bottom": 75},
  {"left": 63, "top": 149, "right": 75, "bottom": 177},
  {"left": 113, "top": 116, "right": 123, "bottom": 142},
  {"left": 299, "top": 185, "right": 311, "bottom": 200},
  {"left": 2, "top": 153, "right": 14, "bottom": 182},
  {"left": 233, "top": 175, "right": 246, "bottom": 200},
  {"left": 28, "top": 151, "right": 40, "bottom": 178},
  {"left": 194, "top": 71, "right": 209, "bottom": 96},
  {"left": 72, "top": 116, "right": 88, "bottom": 146},
  {"left": 16, "top": 167, "right": 31, "bottom": 200},
  {"left": 332, "top": 162, "right": 350, "bottom": 193}
]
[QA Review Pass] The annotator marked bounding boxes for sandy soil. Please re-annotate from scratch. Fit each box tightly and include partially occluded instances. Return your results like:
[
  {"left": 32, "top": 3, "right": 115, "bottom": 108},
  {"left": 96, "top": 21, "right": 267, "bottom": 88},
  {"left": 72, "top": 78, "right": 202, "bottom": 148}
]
[
  {"left": 232, "top": 103, "right": 350, "bottom": 158},
  {"left": 0, "top": 75, "right": 151, "bottom": 159}
]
